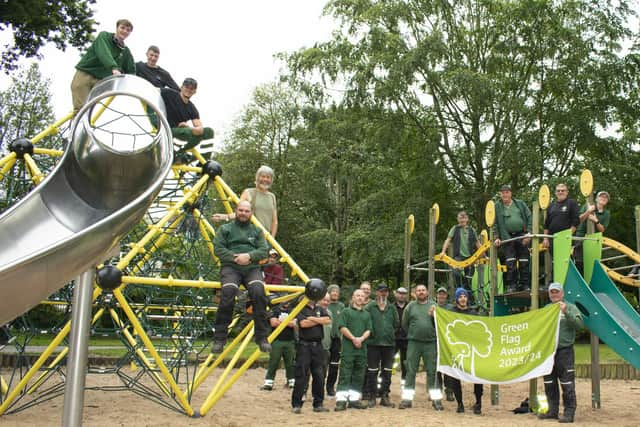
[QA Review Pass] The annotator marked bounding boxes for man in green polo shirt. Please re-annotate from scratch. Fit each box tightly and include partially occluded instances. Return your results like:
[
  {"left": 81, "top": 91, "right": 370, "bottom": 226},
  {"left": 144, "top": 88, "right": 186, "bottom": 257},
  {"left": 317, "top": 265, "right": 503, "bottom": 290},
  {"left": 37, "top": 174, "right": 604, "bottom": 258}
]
[
  {"left": 364, "top": 283, "right": 399, "bottom": 408},
  {"left": 334, "top": 289, "right": 371, "bottom": 411},
  {"left": 399, "top": 284, "right": 442, "bottom": 411}
]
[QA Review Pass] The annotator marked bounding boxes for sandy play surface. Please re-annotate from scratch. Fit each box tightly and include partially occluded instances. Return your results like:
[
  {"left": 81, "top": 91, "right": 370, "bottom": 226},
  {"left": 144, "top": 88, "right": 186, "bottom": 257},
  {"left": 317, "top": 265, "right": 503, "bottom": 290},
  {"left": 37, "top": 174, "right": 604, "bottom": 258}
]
[{"left": 2, "top": 366, "right": 639, "bottom": 426}]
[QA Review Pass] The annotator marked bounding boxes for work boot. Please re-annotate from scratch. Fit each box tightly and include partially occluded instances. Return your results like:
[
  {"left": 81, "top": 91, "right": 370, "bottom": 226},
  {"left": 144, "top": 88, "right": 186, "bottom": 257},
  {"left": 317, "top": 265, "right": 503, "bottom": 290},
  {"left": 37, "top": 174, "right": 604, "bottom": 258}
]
[
  {"left": 334, "top": 401, "right": 347, "bottom": 411},
  {"left": 258, "top": 340, "right": 272, "bottom": 353},
  {"left": 538, "top": 412, "right": 559, "bottom": 420},
  {"left": 446, "top": 390, "right": 455, "bottom": 402},
  {"left": 348, "top": 400, "right": 368, "bottom": 409},
  {"left": 211, "top": 340, "right": 225, "bottom": 353},
  {"left": 380, "top": 396, "right": 395, "bottom": 408},
  {"left": 432, "top": 400, "right": 444, "bottom": 411},
  {"left": 473, "top": 402, "right": 482, "bottom": 415},
  {"left": 398, "top": 400, "right": 412, "bottom": 409},
  {"left": 457, "top": 403, "right": 465, "bottom": 413},
  {"left": 313, "top": 406, "right": 330, "bottom": 413},
  {"left": 287, "top": 379, "right": 295, "bottom": 389},
  {"left": 292, "top": 407, "right": 301, "bottom": 414},
  {"left": 260, "top": 384, "right": 273, "bottom": 391},
  {"left": 367, "top": 398, "right": 376, "bottom": 408},
  {"left": 558, "top": 414, "right": 574, "bottom": 423}
]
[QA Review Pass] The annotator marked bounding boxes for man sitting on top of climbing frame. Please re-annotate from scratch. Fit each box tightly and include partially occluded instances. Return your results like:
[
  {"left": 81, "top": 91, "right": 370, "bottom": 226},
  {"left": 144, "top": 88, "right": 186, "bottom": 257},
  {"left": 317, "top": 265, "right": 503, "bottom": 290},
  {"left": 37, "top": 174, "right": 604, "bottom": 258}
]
[
  {"left": 211, "top": 200, "right": 271, "bottom": 354},
  {"left": 160, "top": 77, "right": 214, "bottom": 160}
]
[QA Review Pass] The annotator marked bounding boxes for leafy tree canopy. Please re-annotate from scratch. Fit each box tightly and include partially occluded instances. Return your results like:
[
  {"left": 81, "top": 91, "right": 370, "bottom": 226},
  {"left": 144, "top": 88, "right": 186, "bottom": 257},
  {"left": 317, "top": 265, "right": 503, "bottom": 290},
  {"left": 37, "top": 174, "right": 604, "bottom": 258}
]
[{"left": 0, "top": 0, "right": 96, "bottom": 72}]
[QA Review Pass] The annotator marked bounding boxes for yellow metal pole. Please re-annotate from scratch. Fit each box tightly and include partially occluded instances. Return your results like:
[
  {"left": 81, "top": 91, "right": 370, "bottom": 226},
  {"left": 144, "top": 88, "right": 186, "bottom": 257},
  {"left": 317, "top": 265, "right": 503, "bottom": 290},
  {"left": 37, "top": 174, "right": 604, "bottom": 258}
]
[
  {"left": 30, "top": 112, "right": 74, "bottom": 145},
  {"left": 89, "top": 96, "right": 114, "bottom": 126},
  {"left": 0, "top": 156, "right": 17, "bottom": 181},
  {"left": 23, "top": 153, "right": 45, "bottom": 184},
  {"left": 27, "top": 308, "right": 105, "bottom": 394},
  {"left": 0, "top": 152, "right": 17, "bottom": 168},
  {"left": 129, "top": 214, "right": 184, "bottom": 275},
  {"left": 193, "top": 208, "right": 218, "bottom": 263},
  {"left": 33, "top": 147, "right": 64, "bottom": 157},
  {"left": 208, "top": 328, "right": 255, "bottom": 398},
  {"left": 112, "top": 288, "right": 194, "bottom": 416},
  {"left": 0, "top": 375, "right": 7, "bottom": 396}
]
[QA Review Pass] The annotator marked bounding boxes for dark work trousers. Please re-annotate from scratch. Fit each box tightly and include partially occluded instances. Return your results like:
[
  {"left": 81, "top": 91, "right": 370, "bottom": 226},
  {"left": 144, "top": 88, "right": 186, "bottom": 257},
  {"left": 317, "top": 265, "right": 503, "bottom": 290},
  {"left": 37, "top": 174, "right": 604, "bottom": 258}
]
[
  {"left": 364, "top": 345, "right": 395, "bottom": 399},
  {"left": 503, "top": 235, "right": 530, "bottom": 291},
  {"left": 292, "top": 341, "right": 325, "bottom": 409},
  {"left": 214, "top": 266, "right": 268, "bottom": 343},
  {"left": 446, "top": 376, "right": 483, "bottom": 405},
  {"left": 395, "top": 339, "right": 408, "bottom": 380},
  {"left": 437, "top": 372, "right": 453, "bottom": 395},
  {"left": 453, "top": 255, "right": 474, "bottom": 290},
  {"left": 543, "top": 346, "right": 577, "bottom": 417},
  {"left": 573, "top": 242, "right": 585, "bottom": 275},
  {"left": 325, "top": 337, "right": 341, "bottom": 393}
]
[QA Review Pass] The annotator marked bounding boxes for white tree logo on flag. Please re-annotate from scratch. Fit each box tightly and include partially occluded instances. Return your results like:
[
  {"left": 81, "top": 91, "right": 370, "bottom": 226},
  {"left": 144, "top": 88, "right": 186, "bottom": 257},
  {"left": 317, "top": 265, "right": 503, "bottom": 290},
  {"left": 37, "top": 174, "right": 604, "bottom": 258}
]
[{"left": 445, "top": 320, "right": 493, "bottom": 376}]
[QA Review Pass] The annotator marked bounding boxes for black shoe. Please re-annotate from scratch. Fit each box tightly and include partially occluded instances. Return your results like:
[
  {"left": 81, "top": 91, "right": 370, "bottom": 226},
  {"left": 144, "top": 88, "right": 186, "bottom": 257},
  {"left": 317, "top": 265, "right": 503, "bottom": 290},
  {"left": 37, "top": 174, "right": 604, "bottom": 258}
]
[
  {"left": 334, "top": 401, "right": 347, "bottom": 411},
  {"left": 367, "top": 399, "right": 376, "bottom": 408},
  {"left": 473, "top": 403, "right": 482, "bottom": 415},
  {"left": 211, "top": 340, "right": 225, "bottom": 353},
  {"left": 432, "top": 400, "right": 444, "bottom": 411},
  {"left": 380, "top": 396, "right": 395, "bottom": 408},
  {"left": 457, "top": 403, "right": 465, "bottom": 413},
  {"left": 558, "top": 415, "right": 574, "bottom": 423},
  {"left": 538, "top": 413, "right": 559, "bottom": 420},
  {"left": 398, "top": 400, "right": 412, "bottom": 409},
  {"left": 326, "top": 388, "right": 335, "bottom": 397},
  {"left": 258, "top": 340, "right": 272, "bottom": 353},
  {"left": 313, "top": 406, "right": 330, "bottom": 413},
  {"left": 446, "top": 390, "right": 455, "bottom": 402},
  {"left": 348, "top": 400, "right": 367, "bottom": 409},
  {"left": 260, "top": 384, "right": 273, "bottom": 391},
  {"left": 292, "top": 407, "right": 301, "bottom": 414}
]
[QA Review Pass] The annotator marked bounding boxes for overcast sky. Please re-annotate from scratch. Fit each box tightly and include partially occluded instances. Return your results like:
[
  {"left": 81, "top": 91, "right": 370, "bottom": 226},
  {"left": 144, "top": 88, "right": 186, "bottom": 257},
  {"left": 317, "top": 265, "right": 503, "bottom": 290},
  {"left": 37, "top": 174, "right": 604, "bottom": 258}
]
[{"left": 0, "top": 0, "right": 334, "bottom": 142}]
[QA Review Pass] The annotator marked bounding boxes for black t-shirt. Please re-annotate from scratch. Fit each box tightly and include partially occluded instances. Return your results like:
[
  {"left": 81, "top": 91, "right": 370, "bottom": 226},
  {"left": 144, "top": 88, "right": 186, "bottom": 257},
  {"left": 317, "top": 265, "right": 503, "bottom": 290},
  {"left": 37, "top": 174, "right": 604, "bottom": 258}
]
[
  {"left": 136, "top": 62, "right": 179, "bottom": 90},
  {"left": 544, "top": 198, "right": 580, "bottom": 234},
  {"left": 160, "top": 88, "right": 199, "bottom": 128},
  {"left": 296, "top": 304, "right": 329, "bottom": 342},
  {"left": 271, "top": 305, "right": 295, "bottom": 341},
  {"left": 395, "top": 302, "right": 407, "bottom": 340}
]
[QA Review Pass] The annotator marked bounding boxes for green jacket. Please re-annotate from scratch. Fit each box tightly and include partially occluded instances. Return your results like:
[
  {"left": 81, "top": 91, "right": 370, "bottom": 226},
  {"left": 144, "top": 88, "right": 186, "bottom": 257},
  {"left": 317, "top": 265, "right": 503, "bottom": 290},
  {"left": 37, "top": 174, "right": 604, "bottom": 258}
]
[
  {"left": 213, "top": 220, "right": 268, "bottom": 271},
  {"left": 76, "top": 31, "right": 135, "bottom": 79},
  {"left": 559, "top": 302, "right": 584, "bottom": 348},
  {"left": 493, "top": 198, "right": 532, "bottom": 241},
  {"left": 338, "top": 305, "right": 372, "bottom": 354},
  {"left": 328, "top": 301, "right": 345, "bottom": 339},
  {"left": 402, "top": 300, "right": 437, "bottom": 343},
  {"left": 365, "top": 300, "right": 399, "bottom": 346}
]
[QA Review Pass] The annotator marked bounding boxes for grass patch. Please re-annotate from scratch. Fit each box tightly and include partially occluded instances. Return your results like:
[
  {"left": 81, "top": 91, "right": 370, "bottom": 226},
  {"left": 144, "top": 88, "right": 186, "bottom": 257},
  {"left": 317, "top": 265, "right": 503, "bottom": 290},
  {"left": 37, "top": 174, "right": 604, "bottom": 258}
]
[{"left": 574, "top": 343, "right": 624, "bottom": 363}]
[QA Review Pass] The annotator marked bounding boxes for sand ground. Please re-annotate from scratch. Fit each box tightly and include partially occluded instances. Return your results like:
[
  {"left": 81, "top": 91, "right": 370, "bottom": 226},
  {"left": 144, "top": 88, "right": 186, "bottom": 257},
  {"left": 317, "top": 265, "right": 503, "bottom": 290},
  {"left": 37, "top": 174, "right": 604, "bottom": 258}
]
[{"left": 1, "top": 367, "right": 639, "bottom": 426}]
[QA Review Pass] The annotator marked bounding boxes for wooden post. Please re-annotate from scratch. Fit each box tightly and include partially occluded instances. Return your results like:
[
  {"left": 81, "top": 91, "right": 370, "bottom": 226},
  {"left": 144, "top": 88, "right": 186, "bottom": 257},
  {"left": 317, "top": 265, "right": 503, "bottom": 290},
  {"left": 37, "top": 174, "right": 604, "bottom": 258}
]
[
  {"left": 403, "top": 215, "right": 413, "bottom": 291},
  {"left": 428, "top": 206, "right": 437, "bottom": 297},
  {"left": 529, "top": 201, "right": 541, "bottom": 408}
]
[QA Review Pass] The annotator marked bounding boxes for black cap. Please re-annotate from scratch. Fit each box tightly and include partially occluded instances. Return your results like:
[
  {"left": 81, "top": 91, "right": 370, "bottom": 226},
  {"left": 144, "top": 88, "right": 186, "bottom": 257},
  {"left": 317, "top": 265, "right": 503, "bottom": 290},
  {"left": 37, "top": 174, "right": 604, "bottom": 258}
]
[
  {"left": 183, "top": 77, "right": 198, "bottom": 88},
  {"left": 500, "top": 184, "right": 511, "bottom": 191},
  {"left": 376, "top": 283, "right": 389, "bottom": 291}
]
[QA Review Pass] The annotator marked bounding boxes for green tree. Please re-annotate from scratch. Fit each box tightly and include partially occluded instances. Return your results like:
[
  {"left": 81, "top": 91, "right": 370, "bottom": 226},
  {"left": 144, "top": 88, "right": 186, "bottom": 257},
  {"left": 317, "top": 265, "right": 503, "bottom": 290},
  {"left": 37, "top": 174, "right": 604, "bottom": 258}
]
[
  {"left": 0, "top": 0, "right": 96, "bottom": 72},
  {"left": 284, "top": 0, "right": 640, "bottom": 220},
  {"left": 0, "top": 62, "right": 55, "bottom": 148}
]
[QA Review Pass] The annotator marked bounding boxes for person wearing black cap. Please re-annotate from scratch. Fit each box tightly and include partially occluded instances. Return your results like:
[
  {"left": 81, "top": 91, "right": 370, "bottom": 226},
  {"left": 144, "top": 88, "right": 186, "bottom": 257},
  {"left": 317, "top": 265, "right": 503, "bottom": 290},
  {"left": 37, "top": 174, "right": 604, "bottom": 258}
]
[
  {"left": 493, "top": 184, "right": 533, "bottom": 293},
  {"left": 160, "top": 78, "right": 214, "bottom": 156},
  {"left": 393, "top": 287, "right": 409, "bottom": 386},
  {"left": 574, "top": 191, "right": 610, "bottom": 274},
  {"left": 539, "top": 282, "right": 583, "bottom": 423},
  {"left": 363, "top": 283, "right": 399, "bottom": 408},
  {"left": 439, "top": 211, "right": 482, "bottom": 290},
  {"left": 446, "top": 288, "right": 484, "bottom": 415}
]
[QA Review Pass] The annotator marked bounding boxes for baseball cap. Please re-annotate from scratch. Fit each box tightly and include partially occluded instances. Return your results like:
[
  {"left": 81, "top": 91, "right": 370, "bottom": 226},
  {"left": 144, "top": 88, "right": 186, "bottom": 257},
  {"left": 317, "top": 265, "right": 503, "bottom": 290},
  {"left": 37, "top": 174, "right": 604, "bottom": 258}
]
[
  {"left": 596, "top": 191, "right": 609, "bottom": 199},
  {"left": 182, "top": 77, "right": 198, "bottom": 88},
  {"left": 436, "top": 286, "right": 448, "bottom": 294},
  {"left": 269, "top": 249, "right": 278, "bottom": 257},
  {"left": 500, "top": 184, "right": 512, "bottom": 191},
  {"left": 548, "top": 282, "right": 563, "bottom": 292},
  {"left": 376, "top": 283, "right": 389, "bottom": 291},
  {"left": 396, "top": 287, "right": 408, "bottom": 293}
]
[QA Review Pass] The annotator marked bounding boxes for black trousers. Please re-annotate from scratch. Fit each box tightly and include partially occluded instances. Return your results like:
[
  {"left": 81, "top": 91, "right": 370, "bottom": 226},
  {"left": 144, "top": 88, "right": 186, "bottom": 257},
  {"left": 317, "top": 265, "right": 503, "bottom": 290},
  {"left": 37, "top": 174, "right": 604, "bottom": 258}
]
[
  {"left": 214, "top": 266, "right": 268, "bottom": 342},
  {"left": 395, "top": 339, "right": 408, "bottom": 380},
  {"left": 292, "top": 341, "right": 325, "bottom": 408},
  {"left": 503, "top": 236, "right": 530, "bottom": 290},
  {"left": 543, "top": 346, "right": 577, "bottom": 417},
  {"left": 364, "top": 345, "right": 395, "bottom": 399},
  {"left": 326, "top": 337, "right": 341, "bottom": 392},
  {"left": 446, "top": 375, "right": 483, "bottom": 405},
  {"left": 453, "top": 255, "right": 474, "bottom": 289}
]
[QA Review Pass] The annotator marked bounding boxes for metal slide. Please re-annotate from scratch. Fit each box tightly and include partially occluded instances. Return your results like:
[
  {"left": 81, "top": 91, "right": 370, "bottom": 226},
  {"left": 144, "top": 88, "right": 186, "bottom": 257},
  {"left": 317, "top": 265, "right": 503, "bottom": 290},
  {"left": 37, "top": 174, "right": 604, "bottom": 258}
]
[
  {"left": 564, "top": 261, "right": 640, "bottom": 369},
  {"left": 0, "top": 75, "right": 173, "bottom": 325}
]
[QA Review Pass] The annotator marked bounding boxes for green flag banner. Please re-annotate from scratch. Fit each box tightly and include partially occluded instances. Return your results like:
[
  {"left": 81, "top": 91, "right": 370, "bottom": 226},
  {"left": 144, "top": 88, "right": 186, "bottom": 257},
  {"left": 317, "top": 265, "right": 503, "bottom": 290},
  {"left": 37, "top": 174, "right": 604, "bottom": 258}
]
[{"left": 435, "top": 304, "right": 561, "bottom": 384}]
